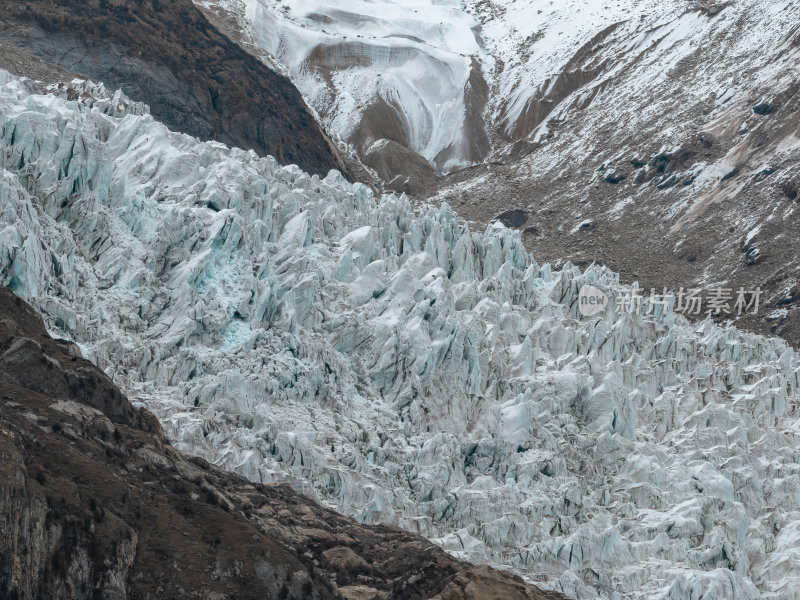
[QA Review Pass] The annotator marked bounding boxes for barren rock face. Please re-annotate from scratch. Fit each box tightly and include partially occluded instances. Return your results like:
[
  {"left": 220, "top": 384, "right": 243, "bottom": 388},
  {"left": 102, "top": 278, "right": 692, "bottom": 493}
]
[
  {"left": 1, "top": 71, "right": 800, "bottom": 599},
  {"left": 363, "top": 139, "right": 436, "bottom": 196}
]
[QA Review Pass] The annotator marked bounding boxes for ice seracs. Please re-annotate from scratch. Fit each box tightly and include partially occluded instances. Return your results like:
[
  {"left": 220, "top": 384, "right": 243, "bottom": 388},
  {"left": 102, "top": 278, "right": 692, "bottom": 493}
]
[{"left": 2, "top": 71, "right": 800, "bottom": 600}]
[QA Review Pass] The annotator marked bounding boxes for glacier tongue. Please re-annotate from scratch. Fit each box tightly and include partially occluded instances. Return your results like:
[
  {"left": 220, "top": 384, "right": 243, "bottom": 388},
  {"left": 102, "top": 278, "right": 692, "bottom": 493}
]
[{"left": 2, "top": 71, "right": 800, "bottom": 600}]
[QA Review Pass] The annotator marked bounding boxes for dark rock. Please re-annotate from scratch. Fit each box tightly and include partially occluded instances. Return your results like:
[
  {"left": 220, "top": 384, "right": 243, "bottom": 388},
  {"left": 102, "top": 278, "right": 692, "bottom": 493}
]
[
  {"left": 781, "top": 180, "right": 798, "bottom": 200},
  {"left": 604, "top": 171, "right": 627, "bottom": 184},
  {"left": 630, "top": 157, "right": 645, "bottom": 168},
  {"left": 650, "top": 149, "right": 696, "bottom": 174},
  {"left": 495, "top": 209, "right": 530, "bottom": 228},
  {"left": 651, "top": 154, "right": 671, "bottom": 173},
  {"left": 721, "top": 167, "right": 741, "bottom": 181},
  {"left": 523, "top": 225, "right": 541, "bottom": 236},
  {"left": 753, "top": 102, "right": 779, "bottom": 116}
]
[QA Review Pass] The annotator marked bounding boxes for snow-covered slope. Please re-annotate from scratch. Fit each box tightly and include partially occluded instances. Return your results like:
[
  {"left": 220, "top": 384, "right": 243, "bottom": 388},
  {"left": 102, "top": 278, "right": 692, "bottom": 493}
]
[
  {"left": 2, "top": 72, "right": 800, "bottom": 599},
  {"left": 194, "top": 0, "right": 492, "bottom": 189},
  {"left": 193, "top": 1, "right": 778, "bottom": 176}
]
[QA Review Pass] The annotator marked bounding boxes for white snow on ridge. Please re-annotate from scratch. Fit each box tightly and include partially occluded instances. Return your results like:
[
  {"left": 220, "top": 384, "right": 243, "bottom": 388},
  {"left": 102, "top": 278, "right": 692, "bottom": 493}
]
[
  {"left": 2, "top": 74, "right": 800, "bottom": 599},
  {"left": 476, "top": 0, "right": 649, "bottom": 132},
  {"left": 233, "top": 0, "right": 490, "bottom": 174},
  {"left": 484, "top": 0, "right": 800, "bottom": 149},
  {"left": 193, "top": 0, "right": 696, "bottom": 168}
]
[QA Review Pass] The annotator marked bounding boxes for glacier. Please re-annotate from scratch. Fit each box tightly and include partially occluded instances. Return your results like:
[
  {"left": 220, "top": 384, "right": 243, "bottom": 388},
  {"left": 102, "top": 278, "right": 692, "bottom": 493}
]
[{"left": 1, "top": 71, "right": 800, "bottom": 599}]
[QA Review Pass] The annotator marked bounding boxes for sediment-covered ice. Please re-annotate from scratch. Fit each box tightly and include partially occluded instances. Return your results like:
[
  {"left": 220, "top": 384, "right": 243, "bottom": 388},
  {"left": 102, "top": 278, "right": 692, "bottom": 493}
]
[
  {"left": 1, "top": 72, "right": 800, "bottom": 599},
  {"left": 196, "top": 0, "right": 492, "bottom": 175}
]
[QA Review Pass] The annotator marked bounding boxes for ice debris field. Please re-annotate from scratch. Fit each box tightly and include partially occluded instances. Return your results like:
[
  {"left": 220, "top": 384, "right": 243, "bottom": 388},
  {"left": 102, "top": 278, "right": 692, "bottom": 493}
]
[{"left": 1, "top": 72, "right": 800, "bottom": 599}]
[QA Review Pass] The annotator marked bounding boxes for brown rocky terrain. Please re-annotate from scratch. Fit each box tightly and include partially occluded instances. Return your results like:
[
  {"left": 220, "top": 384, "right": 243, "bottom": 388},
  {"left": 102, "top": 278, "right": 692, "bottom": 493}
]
[
  {"left": 0, "top": 286, "right": 565, "bottom": 599},
  {"left": 0, "top": 40, "right": 78, "bottom": 85},
  {"left": 0, "top": 0, "right": 351, "bottom": 179}
]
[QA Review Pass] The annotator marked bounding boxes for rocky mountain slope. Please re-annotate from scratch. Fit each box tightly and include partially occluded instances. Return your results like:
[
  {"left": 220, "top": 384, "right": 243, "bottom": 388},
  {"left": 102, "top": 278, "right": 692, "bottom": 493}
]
[
  {"left": 0, "top": 0, "right": 351, "bottom": 178},
  {"left": 2, "top": 71, "right": 800, "bottom": 599},
  {"left": 0, "top": 290, "right": 567, "bottom": 600}
]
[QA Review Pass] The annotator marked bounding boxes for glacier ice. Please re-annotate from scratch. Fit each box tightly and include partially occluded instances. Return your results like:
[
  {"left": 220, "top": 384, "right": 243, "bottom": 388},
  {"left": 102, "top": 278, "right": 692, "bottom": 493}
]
[{"left": 1, "top": 71, "right": 800, "bottom": 600}]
